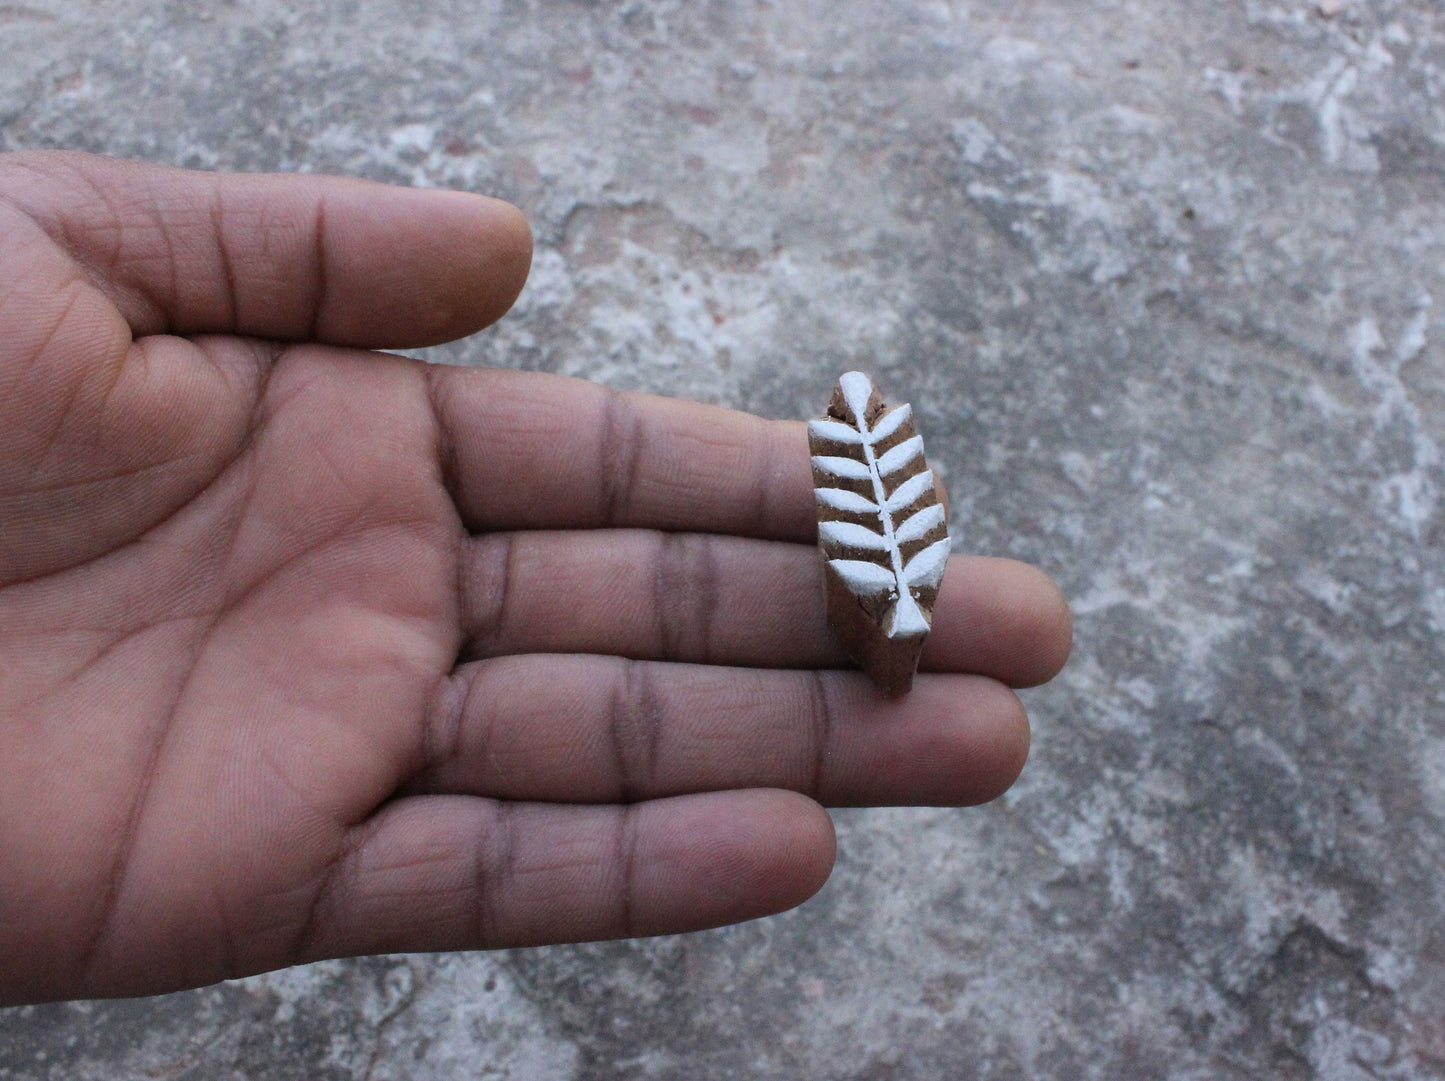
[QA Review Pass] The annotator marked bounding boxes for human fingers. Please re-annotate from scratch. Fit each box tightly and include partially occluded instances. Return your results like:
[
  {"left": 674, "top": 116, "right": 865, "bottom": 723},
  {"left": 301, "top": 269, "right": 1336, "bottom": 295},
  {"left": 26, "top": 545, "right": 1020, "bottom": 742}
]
[
  {"left": 409, "top": 657, "right": 1029, "bottom": 808},
  {"left": 427, "top": 365, "right": 817, "bottom": 540},
  {"left": 0, "top": 150, "right": 531, "bottom": 347},
  {"left": 295, "top": 790, "right": 835, "bottom": 959},
  {"left": 461, "top": 532, "right": 1071, "bottom": 688}
]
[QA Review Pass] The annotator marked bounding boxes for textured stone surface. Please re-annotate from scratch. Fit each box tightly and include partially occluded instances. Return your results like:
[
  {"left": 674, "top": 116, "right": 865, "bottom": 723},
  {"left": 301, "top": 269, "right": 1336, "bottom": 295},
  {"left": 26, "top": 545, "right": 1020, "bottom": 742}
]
[{"left": 4, "top": 0, "right": 1445, "bottom": 1077}]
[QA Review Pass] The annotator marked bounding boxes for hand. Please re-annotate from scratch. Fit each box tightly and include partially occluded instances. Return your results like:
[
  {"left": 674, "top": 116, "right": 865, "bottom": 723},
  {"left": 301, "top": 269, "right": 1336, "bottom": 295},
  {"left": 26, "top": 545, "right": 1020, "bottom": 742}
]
[{"left": 0, "top": 152, "right": 1070, "bottom": 1004}]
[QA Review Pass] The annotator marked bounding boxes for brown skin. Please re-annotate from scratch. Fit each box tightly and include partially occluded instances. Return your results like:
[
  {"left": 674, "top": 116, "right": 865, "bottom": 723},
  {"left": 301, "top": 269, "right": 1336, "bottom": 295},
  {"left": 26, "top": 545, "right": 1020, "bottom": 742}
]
[{"left": 0, "top": 152, "right": 1072, "bottom": 1005}]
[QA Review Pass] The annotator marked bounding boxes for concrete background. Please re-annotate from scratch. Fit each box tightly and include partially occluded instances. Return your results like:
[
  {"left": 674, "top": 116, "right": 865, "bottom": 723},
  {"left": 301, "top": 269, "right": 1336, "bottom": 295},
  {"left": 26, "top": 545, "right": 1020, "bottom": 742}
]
[{"left": 2, "top": 0, "right": 1444, "bottom": 1077}]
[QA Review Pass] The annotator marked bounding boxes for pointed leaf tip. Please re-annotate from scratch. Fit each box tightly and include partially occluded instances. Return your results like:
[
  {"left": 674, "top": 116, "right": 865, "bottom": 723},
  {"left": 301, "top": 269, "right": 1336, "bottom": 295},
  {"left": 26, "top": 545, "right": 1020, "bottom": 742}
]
[
  {"left": 809, "top": 418, "right": 864, "bottom": 445},
  {"left": 867, "top": 403, "right": 913, "bottom": 446},
  {"left": 819, "top": 520, "right": 889, "bottom": 550},
  {"left": 815, "top": 488, "right": 880, "bottom": 514},
  {"left": 812, "top": 455, "right": 872, "bottom": 481},
  {"left": 876, "top": 435, "right": 924, "bottom": 476},
  {"left": 828, "top": 559, "right": 897, "bottom": 597},
  {"left": 886, "top": 590, "right": 931, "bottom": 639},
  {"left": 895, "top": 503, "right": 947, "bottom": 544},
  {"left": 903, "top": 537, "right": 950, "bottom": 591},
  {"left": 838, "top": 372, "right": 875, "bottom": 424},
  {"left": 884, "top": 471, "right": 933, "bottom": 513}
]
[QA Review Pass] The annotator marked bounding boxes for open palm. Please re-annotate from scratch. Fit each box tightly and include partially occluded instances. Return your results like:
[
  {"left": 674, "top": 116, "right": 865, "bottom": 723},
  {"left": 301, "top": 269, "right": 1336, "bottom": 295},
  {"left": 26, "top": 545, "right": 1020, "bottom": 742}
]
[{"left": 0, "top": 152, "right": 1070, "bottom": 1004}]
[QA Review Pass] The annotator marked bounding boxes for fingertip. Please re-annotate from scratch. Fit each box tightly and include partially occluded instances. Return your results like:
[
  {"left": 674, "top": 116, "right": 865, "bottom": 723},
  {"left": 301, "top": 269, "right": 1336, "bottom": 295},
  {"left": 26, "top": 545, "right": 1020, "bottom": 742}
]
[
  {"left": 645, "top": 790, "right": 835, "bottom": 930},
  {"left": 989, "top": 683, "right": 1032, "bottom": 799},
  {"left": 371, "top": 188, "right": 532, "bottom": 346},
  {"left": 767, "top": 790, "right": 838, "bottom": 907},
  {"left": 935, "top": 676, "right": 1030, "bottom": 804},
  {"left": 0, "top": 153, "right": 539, "bottom": 350},
  {"left": 925, "top": 557, "right": 1073, "bottom": 688},
  {"left": 1013, "top": 566, "right": 1073, "bottom": 687},
  {"left": 711, "top": 789, "right": 836, "bottom": 916},
  {"left": 467, "top": 195, "right": 533, "bottom": 329},
  {"left": 831, "top": 675, "right": 1031, "bottom": 807}
]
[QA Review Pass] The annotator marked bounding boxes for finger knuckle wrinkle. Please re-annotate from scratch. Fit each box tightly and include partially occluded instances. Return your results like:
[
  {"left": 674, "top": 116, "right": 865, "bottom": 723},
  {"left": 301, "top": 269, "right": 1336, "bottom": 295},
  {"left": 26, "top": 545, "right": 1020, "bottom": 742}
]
[
  {"left": 598, "top": 389, "right": 647, "bottom": 527},
  {"left": 609, "top": 660, "right": 662, "bottom": 803}
]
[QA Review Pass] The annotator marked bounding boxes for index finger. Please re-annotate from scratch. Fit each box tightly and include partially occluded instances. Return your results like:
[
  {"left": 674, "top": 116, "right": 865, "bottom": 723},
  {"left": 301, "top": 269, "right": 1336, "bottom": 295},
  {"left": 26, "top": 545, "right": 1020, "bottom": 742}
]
[
  {"left": 0, "top": 151, "right": 532, "bottom": 348},
  {"left": 428, "top": 366, "right": 818, "bottom": 539}
]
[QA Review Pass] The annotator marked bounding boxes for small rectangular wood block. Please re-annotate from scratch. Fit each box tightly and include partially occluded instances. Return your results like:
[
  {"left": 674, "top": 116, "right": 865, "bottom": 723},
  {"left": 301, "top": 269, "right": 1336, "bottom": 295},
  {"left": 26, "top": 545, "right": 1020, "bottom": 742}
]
[{"left": 810, "top": 372, "right": 950, "bottom": 696}]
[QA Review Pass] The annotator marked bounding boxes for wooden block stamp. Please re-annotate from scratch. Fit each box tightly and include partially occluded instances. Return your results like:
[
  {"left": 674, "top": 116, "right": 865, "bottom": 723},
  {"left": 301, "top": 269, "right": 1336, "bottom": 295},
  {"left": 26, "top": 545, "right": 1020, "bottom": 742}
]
[{"left": 809, "top": 372, "right": 950, "bottom": 696}]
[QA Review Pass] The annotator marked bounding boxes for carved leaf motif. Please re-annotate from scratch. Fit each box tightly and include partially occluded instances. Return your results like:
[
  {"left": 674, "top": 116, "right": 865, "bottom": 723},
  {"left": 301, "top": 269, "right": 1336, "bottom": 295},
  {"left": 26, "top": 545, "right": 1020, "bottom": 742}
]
[
  {"left": 809, "top": 371, "right": 951, "bottom": 695},
  {"left": 875, "top": 436, "right": 924, "bottom": 476},
  {"left": 808, "top": 419, "right": 864, "bottom": 445},
  {"left": 896, "top": 503, "right": 946, "bottom": 544},
  {"left": 818, "top": 520, "right": 888, "bottom": 550},
  {"left": 811, "top": 455, "right": 872, "bottom": 481},
  {"left": 903, "top": 537, "right": 950, "bottom": 590},
  {"left": 829, "top": 560, "right": 898, "bottom": 597},
  {"left": 885, "top": 472, "right": 934, "bottom": 513},
  {"left": 816, "top": 488, "right": 879, "bottom": 514}
]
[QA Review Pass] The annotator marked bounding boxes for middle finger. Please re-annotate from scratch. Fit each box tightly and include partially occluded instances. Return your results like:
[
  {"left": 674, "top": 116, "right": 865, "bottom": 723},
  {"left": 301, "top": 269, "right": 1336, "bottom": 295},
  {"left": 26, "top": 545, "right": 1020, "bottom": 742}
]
[
  {"left": 409, "top": 655, "right": 1029, "bottom": 807},
  {"left": 459, "top": 530, "right": 1069, "bottom": 688}
]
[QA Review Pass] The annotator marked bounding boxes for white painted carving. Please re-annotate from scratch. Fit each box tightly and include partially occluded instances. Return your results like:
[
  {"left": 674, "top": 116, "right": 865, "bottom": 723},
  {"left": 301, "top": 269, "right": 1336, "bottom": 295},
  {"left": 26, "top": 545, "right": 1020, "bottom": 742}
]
[{"left": 809, "top": 371, "right": 949, "bottom": 640}]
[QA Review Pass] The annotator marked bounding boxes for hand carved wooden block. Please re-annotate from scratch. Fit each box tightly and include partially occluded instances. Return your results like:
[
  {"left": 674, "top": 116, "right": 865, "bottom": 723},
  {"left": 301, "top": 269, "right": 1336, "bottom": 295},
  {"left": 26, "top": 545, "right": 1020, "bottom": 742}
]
[{"left": 809, "top": 372, "right": 950, "bottom": 696}]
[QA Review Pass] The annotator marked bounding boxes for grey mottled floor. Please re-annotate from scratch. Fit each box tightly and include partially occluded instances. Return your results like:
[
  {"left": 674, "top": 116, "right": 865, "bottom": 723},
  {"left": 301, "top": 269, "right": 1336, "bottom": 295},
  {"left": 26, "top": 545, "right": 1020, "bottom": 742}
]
[{"left": 3, "top": 1, "right": 1445, "bottom": 1078}]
